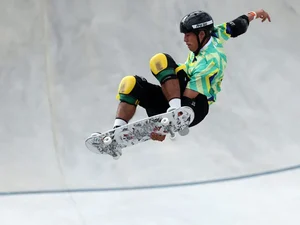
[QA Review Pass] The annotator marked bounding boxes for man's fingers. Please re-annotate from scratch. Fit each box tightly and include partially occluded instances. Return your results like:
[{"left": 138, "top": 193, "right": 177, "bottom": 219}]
[
  {"left": 261, "top": 12, "right": 271, "bottom": 22},
  {"left": 150, "top": 133, "right": 166, "bottom": 142}
]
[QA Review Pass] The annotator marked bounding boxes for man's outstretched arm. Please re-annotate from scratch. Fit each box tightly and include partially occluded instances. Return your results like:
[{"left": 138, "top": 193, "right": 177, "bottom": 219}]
[
  {"left": 226, "top": 9, "right": 271, "bottom": 38},
  {"left": 247, "top": 9, "right": 271, "bottom": 22}
]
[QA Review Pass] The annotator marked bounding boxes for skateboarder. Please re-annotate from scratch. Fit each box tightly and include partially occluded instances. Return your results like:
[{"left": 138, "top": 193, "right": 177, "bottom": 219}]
[{"left": 113, "top": 9, "right": 271, "bottom": 141}]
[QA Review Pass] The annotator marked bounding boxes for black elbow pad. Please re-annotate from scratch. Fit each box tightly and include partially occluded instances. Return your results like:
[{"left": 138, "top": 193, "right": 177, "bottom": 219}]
[{"left": 227, "top": 15, "right": 250, "bottom": 37}]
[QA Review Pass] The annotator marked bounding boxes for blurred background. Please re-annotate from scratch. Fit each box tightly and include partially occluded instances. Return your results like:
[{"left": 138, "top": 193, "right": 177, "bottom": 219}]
[{"left": 0, "top": 0, "right": 299, "bottom": 224}]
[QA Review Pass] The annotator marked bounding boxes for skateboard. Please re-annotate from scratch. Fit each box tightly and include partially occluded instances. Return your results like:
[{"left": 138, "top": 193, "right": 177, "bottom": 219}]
[{"left": 85, "top": 106, "right": 194, "bottom": 159}]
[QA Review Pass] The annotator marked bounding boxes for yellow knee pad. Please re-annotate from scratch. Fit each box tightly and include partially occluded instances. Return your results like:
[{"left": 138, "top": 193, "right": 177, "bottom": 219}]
[
  {"left": 149, "top": 53, "right": 176, "bottom": 84},
  {"left": 149, "top": 53, "right": 168, "bottom": 75},
  {"left": 116, "top": 75, "right": 139, "bottom": 105},
  {"left": 117, "top": 75, "right": 136, "bottom": 95}
]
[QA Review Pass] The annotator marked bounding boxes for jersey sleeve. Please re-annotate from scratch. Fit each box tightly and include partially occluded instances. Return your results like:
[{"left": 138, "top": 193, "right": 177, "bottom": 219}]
[
  {"left": 186, "top": 58, "right": 219, "bottom": 97},
  {"left": 212, "top": 23, "right": 232, "bottom": 44}
]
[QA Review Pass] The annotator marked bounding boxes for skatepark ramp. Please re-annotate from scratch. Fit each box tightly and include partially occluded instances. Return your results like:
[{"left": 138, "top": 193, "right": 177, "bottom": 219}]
[{"left": 0, "top": 0, "right": 300, "bottom": 224}]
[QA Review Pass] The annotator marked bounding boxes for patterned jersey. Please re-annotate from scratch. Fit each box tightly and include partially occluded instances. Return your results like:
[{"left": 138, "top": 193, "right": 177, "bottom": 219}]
[{"left": 183, "top": 23, "right": 231, "bottom": 105}]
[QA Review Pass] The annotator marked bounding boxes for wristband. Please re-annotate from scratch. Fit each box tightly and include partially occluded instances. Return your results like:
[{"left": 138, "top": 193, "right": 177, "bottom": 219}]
[{"left": 248, "top": 11, "right": 257, "bottom": 19}]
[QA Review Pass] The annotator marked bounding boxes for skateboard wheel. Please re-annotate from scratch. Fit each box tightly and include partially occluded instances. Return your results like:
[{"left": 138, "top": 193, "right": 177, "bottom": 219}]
[
  {"left": 103, "top": 136, "right": 112, "bottom": 145},
  {"left": 113, "top": 149, "right": 122, "bottom": 160},
  {"left": 113, "top": 152, "right": 121, "bottom": 160},
  {"left": 178, "top": 127, "right": 189, "bottom": 136},
  {"left": 170, "top": 133, "right": 176, "bottom": 140},
  {"left": 161, "top": 117, "right": 169, "bottom": 125}
]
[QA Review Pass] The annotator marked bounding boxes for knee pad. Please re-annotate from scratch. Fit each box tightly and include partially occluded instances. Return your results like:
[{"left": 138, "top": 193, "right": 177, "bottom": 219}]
[
  {"left": 116, "top": 75, "right": 145, "bottom": 105},
  {"left": 149, "top": 53, "right": 178, "bottom": 84},
  {"left": 182, "top": 94, "right": 209, "bottom": 127}
]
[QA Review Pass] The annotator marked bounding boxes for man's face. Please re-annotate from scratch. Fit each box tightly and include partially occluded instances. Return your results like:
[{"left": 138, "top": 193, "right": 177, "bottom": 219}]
[
  {"left": 183, "top": 31, "right": 205, "bottom": 52},
  {"left": 184, "top": 32, "right": 198, "bottom": 52}
]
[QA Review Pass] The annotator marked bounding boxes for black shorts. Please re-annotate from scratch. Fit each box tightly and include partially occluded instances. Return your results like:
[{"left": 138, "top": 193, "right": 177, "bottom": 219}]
[{"left": 133, "top": 72, "right": 209, "bottom": 127}]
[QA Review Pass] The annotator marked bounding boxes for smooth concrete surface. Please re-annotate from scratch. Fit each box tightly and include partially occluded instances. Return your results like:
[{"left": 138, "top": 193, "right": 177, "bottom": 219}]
[
  {"left": 1, "top": 170, "right": 300, "bottom": 225},
  {"left": 0, "top": 0, "right": 300, "bottom": 224}
]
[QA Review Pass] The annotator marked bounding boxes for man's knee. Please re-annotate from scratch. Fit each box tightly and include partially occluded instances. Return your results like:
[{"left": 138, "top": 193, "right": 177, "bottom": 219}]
[
  {"left": 116, "top": 75, "right": 147, "bottom": 106},
  {"left": 149, "top": 53, "right": 179, "bottom": 84},
  {"left": 182, "top": 94, "right": 209, "bottom": 127}
]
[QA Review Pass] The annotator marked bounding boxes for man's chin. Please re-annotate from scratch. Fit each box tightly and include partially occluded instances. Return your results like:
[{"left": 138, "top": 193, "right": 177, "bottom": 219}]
[{"left": 187, "top": 46, "right": 195, "bottom": 52}]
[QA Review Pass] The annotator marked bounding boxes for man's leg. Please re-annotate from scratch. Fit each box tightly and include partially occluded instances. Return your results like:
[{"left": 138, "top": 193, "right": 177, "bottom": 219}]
[
  {"left": 113, "top": 102, "right": 137, "bottom": 128},
  {"left": 113, "top": 75, "right": 169, "bottom": 128},
  {"left": 149, "top": 53, "right": 183, "bottom": 110},
  {"left": 149, "top": 53, "right": 198, "bottom": 134},
  {"left": 181, "top": 93, "right": 209, "bottom": 127},
  {"left": 149, "top": 53, "right": 210, "bottom": 129}
]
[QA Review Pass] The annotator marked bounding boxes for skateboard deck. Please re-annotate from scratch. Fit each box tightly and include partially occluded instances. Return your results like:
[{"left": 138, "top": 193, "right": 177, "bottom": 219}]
[{"left": 85, "top": 106, "right": 194, "bottom": 159}]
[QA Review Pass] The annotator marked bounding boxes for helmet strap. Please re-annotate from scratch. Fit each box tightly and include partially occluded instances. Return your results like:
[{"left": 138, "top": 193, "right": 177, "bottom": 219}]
[{"left": 193, "top": 31, "right": 209, "bottom": 56}]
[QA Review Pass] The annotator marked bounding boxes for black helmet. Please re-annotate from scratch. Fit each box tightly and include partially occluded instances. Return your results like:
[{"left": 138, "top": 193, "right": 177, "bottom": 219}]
[{"left": 180, "top": 10, "right": 214, "bottom": 35}]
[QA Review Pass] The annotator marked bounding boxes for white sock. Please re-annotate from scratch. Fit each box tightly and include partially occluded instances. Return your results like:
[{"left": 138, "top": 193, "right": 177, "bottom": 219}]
[
  {"left": 169, "top": 98, "right": 181, "bottom": 109},
  {"left": 113, "top": 118, "right": 127, "bottom": 128}
]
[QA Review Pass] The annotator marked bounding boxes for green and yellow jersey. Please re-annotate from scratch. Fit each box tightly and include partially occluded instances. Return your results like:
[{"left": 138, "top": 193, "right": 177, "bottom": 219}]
[{"left": 183, "top": 23, "right": 231, "bottom": 105}]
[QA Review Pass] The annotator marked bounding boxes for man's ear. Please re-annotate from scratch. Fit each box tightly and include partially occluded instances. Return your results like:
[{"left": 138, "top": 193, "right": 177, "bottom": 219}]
[{"left": 198, "top": 30, "right": 205, "bottom": 39}]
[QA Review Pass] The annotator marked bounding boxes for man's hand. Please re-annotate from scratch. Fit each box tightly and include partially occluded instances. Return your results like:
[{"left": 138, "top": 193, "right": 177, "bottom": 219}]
[
  {"left": 150, "top": 132, "right": 166, "bottom": 142},
  {"left": 256, "top": 9, "right": 271, "bottom": 22},
  {"left": 248, "top": 9, "right": 271, "bottom": 22}
]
